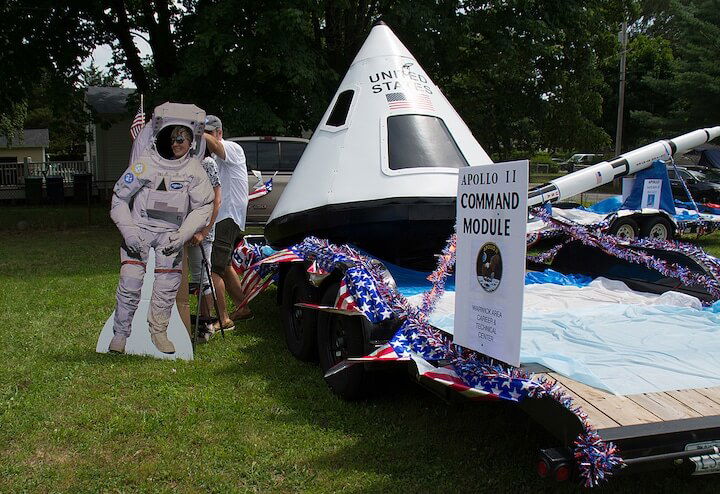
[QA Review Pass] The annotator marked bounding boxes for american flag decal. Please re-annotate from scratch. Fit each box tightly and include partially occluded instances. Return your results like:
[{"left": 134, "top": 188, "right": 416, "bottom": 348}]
[
  {"left": 386, "top": 92, "right": 435, "bottom": 112},
  {"left": 596, "top": 170, "right": 602, "bottom": 184}
]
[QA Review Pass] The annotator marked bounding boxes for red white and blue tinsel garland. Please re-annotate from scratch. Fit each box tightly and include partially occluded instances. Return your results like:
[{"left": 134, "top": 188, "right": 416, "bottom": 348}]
[
  {"left": 529, "top": 208, "right": 720, "bottom": 303},
  {"left": 288, "top": 235, "right": 623, "bottom": 487}
]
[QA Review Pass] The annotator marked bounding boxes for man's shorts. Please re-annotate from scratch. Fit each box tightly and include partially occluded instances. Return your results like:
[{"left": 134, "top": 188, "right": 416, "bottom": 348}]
[{"left": 211, "top": 218, "right": 241, "bottom": 275}]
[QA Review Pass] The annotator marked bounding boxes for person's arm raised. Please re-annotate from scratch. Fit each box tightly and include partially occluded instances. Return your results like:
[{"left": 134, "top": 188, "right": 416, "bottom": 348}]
[{"left": 204, "top": 132, "right": 226, "bottom": 160}]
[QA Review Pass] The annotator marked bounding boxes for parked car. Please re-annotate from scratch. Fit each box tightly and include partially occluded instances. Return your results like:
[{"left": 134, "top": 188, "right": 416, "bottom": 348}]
[
  {"left": 560, "top": 153, "right": 605, "bottom": 172},
  {"left": 227, "top": 136, "right": 310, "bottom": 224},
  {"left": 668, "top": 165, "right": 720, "bottom": 204}
]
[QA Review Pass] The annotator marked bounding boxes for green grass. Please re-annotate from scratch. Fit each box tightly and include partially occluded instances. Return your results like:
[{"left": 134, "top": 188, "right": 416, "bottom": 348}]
[{"left": 1, "top": 225, "right": 720, "bottom": 492}]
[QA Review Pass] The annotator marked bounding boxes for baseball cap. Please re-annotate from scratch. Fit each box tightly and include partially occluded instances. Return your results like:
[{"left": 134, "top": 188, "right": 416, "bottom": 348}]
[{"left": 205, "top": 115, "right": 223, "bottom": 131}]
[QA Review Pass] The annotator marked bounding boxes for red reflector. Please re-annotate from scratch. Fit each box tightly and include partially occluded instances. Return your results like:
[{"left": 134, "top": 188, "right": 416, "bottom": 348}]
[
  {"left": 262, "top": 136, "right": 276, "bottom": 141},
  {"left": 554, "top": 465, "right": 570, "bottom": 482},
  {"left": 537, "top": 460, "right": 549, "bottom": 478}
]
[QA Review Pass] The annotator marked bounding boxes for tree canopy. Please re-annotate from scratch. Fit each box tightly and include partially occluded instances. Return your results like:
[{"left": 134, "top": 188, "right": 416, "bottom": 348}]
[{"left": 1, "top": 0, "right": 718, "bottom": 158}]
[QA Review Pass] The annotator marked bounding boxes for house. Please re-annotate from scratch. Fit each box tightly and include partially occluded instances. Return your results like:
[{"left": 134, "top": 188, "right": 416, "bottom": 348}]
[
  {"left": 85, "top": 86, "right": 136, "bottom": 191},
  {"left": 0, "top": 128, "right": 49, "bottom": 163},
  {"left": 0, "top": 129, "right": 49, "bottom": 189}
]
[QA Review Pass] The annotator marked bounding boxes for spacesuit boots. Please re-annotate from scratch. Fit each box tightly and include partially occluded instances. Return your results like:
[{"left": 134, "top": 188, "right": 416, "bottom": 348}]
[{"left": 112, "top": 230, "right": 182, "bottom": 354}]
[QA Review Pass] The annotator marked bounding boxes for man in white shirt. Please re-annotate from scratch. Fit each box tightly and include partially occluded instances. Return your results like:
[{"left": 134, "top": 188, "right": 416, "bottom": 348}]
[{"left": 203, "top": 115, "right": 249, "bottom": 332}]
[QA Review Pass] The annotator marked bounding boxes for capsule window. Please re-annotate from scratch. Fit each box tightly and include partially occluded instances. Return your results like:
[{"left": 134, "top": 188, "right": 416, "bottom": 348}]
[
  {"left": 326, "top": 90, "right": 355, "bottom": 127},
  {"left": 387, "top": 115, "right": 468, "bottom": 170}
]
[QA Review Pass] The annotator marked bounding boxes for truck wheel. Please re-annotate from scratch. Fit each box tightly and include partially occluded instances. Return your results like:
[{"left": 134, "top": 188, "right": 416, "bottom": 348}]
[
  {"left": 281, "top": 264, "right": 318, "bottom": 361},
  {"left": 641, "top": 216, "right": 674, "bottom": 241},
  {"left": 317, "top": 281, "right": 367, "bottom": 400},
  {"left": 609, "top": 217, "right": 639, "bottom": 240}
]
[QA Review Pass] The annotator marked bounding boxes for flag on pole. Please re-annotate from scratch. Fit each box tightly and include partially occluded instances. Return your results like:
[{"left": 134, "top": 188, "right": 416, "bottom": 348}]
[
  {"left": 248, "top": 178, "right": 273, "bottom": 201},
  {"left": 130, "top": 96, "right": 145, "bottom": 140}
]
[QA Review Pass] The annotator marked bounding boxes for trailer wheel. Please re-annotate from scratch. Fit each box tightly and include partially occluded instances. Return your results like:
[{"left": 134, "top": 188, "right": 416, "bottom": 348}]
[
  {"left": 317, "top": 281, "right": 367, "bottom": 399},
  {"left": 641, "top": 216, "right": 674, "bottom": 241},
  {"left": 281, "top": 264, "right": 318, "bottom": 361},
  {"left": 609, "top": 217, "right": 639, "bottom": 240}
]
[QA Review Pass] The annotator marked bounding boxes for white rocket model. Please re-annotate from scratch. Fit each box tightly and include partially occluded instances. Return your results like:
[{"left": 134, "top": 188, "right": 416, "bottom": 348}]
[
  {"left": 265, "top": 21, "right": 492, "bottom": 269},
  {"left": 528, "top": 127, "right": 720, "bottom": 207}
]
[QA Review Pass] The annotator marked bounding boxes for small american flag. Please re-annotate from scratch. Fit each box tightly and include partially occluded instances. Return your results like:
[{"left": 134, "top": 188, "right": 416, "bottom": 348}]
[
  {"left": 254, "top": 248, "right": 303, "bottom": 266},
  {"left": 386, "top": 92, "right": 435, "bottom": 112},
  {"left": 596, "top": 170, "right": 602, "bottom": 184},
  {"left": 334, "top": 278, "right": 358, "bottom": 311},
  {"left": 234, "top": 268, "right": 274, "bottom": 310},
  {"left": 130, "top": 102, "right": 145, "bottom": 140},
  {"left": 248, "top": 178, "right": 273, "bottom": 201}
]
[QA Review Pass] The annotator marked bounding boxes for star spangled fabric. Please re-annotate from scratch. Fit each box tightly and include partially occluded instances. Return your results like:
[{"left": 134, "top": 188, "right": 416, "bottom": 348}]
[
  {"left": 334, "top": 279, "right": 358, "bottom": 311},
  {"left": 344, "top": 266, "right": 393, "bottom": 323},
  {"left": 248, "top": 178, "right": 273, "bottom": 201},
  {"left": 130, "top": 103, "right": 145, "bottom": 140}
]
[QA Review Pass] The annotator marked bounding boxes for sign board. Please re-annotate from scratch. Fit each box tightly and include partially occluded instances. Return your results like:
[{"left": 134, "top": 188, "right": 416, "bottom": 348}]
[
  {"left": 641, "top": 178, "right": 662, "bottom": 209},
  {"left": 453, "top": 160, "right": 528, "bottom": 367}
]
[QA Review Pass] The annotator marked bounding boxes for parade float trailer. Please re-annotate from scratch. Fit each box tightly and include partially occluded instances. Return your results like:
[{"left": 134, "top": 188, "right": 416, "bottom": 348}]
[{"left": 250, "top": 21, "right": 720, "bottom": 486}]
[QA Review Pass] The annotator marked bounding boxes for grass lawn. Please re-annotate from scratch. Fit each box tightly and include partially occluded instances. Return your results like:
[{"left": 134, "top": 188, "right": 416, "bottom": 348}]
[{"left": 1, "top": 219, "right": 720, "bottom": 491}]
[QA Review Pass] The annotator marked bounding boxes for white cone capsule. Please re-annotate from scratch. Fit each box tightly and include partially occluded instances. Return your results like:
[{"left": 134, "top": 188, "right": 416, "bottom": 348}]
[{"left": 266, "top": 22, "right": 491, "bottom": 268}]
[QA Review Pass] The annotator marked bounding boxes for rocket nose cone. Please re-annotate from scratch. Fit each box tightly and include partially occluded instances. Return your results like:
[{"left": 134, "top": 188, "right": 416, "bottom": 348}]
[{"left": 351, "top": 23, "right": 414, "bottom": 66}]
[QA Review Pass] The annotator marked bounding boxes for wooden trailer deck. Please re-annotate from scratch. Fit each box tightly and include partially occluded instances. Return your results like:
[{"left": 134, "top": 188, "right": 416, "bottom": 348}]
[{"left": 541, "top": 372, "right": 720, "bottom": 428}]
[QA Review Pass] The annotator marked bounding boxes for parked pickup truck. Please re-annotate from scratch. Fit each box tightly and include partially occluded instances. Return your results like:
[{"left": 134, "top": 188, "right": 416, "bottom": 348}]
[{"left": 227, "top": 136, "right": 309, "bottom": 224}]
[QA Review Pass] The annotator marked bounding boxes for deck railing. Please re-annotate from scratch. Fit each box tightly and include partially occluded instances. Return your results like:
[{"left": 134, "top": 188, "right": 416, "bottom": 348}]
[{"left": 0, "top": 160, "right": 94, "bottom": 187}]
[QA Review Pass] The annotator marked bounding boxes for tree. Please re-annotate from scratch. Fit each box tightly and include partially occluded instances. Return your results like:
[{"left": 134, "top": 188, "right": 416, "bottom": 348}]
[
  {"left": 0, "top": 2, "right": 98, "bottom": 141},
  {"left": 385, "top": 1, "right": 621, "bottom": 157},
  {"left": 643, "top": 0, "right": 720, "bottom": 134}
]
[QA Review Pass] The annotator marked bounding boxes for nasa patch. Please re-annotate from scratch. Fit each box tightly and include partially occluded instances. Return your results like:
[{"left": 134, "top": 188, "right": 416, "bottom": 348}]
[
  {"left": 124, "top": 172, "right": 134, "bottom": 184},
  {"left": 170, "top": 182, "right": 184, "bottom": 190},
  {"left": 132, "top": 162, "right": 145, "bottom": 175}
]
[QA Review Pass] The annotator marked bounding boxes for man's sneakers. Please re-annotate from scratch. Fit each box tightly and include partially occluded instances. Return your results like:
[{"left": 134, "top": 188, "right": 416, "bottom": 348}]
[
  {"left": 151, "top": 332, "right": 176, "bottom": 354},
  {"left": 108, "top": 334, "right": 127, "bottom": 353}
]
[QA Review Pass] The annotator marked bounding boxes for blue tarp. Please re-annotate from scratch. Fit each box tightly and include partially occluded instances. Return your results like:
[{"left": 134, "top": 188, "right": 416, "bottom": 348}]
[
  {"left": 387, "top": 265, "right": 592, "bottom": 298},
  {"left": 699, "top": 149, "right": 720, "bottom": 170},
  {"left": 620, "top": 160, "right": 676, "bottom": 214},
  {"left": 582, "top": 196, "right": 623, "bottom": 214}
]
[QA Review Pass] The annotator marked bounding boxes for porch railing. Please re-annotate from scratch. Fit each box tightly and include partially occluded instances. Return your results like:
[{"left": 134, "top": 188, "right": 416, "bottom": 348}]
[{"left": 0, "top": 160, "right": 94, "bottom": 187}]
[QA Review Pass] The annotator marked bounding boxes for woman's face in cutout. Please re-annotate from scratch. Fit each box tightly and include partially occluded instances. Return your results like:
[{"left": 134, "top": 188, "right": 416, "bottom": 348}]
[{"left": 171, "top": 128, "right": 191, "bottom": 159}]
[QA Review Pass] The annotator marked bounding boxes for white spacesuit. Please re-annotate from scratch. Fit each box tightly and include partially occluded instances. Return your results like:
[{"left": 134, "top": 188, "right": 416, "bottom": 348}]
[{"left": 109, "top": 103, "right": 214, "bottom": 354}]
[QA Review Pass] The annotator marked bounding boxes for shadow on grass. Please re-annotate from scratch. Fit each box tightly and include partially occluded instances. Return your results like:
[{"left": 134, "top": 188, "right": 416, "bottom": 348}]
[{"left": 198, "top": 291, "right": 720, "bottom": 492}]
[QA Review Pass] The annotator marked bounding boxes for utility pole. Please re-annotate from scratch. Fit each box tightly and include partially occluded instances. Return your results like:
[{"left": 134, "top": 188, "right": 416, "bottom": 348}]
[{"left": 615, "top": 20, "right": 628, "bottom": 157}]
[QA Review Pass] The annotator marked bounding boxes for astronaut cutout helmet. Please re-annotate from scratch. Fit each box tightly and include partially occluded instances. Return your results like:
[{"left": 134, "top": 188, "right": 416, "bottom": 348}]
[{"left": 141, "top": 102, "right": 207, "bottom": 165}]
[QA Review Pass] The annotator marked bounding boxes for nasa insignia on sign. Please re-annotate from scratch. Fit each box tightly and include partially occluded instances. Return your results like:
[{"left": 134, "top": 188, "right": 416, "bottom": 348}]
[
  {"left": 476, "top": 242, "right": 502, "bottom": 293},
  {"left": 124, "top": 172, "right": 134, "bottom": 184}
]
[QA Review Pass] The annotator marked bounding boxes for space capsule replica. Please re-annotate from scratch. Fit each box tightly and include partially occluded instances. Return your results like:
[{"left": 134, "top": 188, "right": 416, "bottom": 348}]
[{"left": 265, "top": 22, "right": 492, "bottom": 268}]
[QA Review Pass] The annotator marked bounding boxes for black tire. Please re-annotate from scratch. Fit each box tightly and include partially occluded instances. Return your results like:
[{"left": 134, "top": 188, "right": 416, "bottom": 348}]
[
  {"left": 316, "top": 281, "right": 368, "bottom": 400},
  {"left": 609, "top": 217, "right": 639, "bottom": 240},
  {"left": 281, "top": 264, "right": 318, "bottom": 361},
  {"left": 640, "top": 216, "right": 675, "bottom": 241}
]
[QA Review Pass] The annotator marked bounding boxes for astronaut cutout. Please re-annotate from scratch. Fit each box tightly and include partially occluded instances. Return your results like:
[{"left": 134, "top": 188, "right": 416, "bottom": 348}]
[{"left": 99, "top": 102, "right": 213, "bottom": 358}]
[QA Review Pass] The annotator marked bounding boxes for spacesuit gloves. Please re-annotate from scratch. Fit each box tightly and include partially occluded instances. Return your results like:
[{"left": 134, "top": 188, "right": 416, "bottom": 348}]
[
  {"left": 162, "top": 233, "right": 184, "bottom": 256},
  {"left": 124, "top": 233, "right": 144, "bottom": 257}
]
